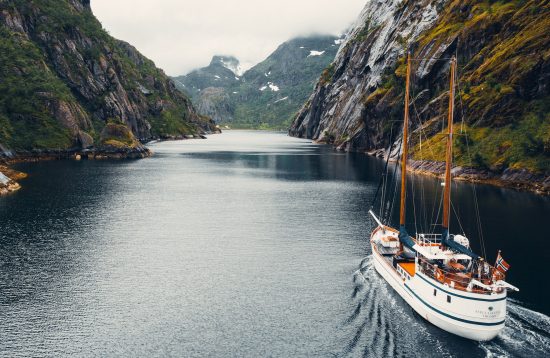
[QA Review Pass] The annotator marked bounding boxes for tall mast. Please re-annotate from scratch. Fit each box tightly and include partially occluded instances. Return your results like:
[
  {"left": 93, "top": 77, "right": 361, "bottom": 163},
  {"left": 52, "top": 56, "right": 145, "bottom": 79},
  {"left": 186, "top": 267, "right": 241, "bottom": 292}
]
[
  {"left": 442, "top": 57, "right": 456, "bottom": 231},
  {"left": 399, "top": 53, "right": 411, "bottom": 227}
]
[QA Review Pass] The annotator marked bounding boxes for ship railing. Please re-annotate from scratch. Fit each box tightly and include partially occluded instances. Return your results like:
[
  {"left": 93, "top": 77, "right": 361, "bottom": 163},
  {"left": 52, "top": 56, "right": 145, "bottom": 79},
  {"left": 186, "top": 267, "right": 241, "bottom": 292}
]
[
  {"left": 417, "top": 258, "right": 503, "bottom": 294},
  {"left": 416, "top": 233, "right": 442, "bottom": 246}
]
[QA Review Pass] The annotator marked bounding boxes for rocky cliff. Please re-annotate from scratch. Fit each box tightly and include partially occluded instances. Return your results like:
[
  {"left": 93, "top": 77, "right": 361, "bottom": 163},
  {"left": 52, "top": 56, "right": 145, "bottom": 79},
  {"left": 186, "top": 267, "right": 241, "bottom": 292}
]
[
  {"left": 174, "top": 35, "right": 341, "bottom": 129},
  {"left": 0, "top": 0, "right": 216, "bottom": 159},
  {"left": 289, "top": 0, "right": 549, "bottom": 194}
]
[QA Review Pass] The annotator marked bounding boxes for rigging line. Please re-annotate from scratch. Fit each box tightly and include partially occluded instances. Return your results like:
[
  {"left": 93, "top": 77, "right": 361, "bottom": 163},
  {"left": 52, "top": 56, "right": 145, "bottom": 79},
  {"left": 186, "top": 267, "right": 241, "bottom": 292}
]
[
  {"left": 387, "top": 150, "right": 402, "bottom": 225},
  {"left": 418, "top": 116, "right": 427, "bottom": 234},
  {"left": 455, "top": 59, "right": 487, "bottom": 259},
  {"left": 450, "top": 194, "right": 466, "bottom": 236},
  {"left": 409, "top": 84, "right": 419, "bottom": 235},
  {"left": 409, "top": 87, "right": 438, "bottom": 161},
  {"left": 370, "top": 124, "right": 396, "bottom": 211},
  {"left": 409, "top": 57, "right": 455, "bottom": 61},
  {"left": 409, "top": 89, "right": 439, "bottom": 232},
  {"left": 411, "top": 170, "right": 419, "bottom": 236},
  {"left": 410, "top": 86, "right": 453, "bottom": 236},
  {"left": 380, "top": 170, "right": 386, "bottom": 219},
  {"left": 386, "top": 154, "right": 397, "bottom": 223},
  {"left": 409, "top": 88, "right": 423, "bottom": 234},
  {"left": 381, "top": 126, "right": 396, "bottom": 217},
  {"left": 432, "top": 182, "right": 444, "bottom": 235}
]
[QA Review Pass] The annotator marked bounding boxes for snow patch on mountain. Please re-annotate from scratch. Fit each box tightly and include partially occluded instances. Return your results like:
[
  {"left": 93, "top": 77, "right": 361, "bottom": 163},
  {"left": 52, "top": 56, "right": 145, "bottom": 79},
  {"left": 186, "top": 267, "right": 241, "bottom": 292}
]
[
  {"left": 308, "top": 51, "right": 325, "bottom": 57},
  {"left": 259, "top": 82, "right": 280, "bottom": 92}
]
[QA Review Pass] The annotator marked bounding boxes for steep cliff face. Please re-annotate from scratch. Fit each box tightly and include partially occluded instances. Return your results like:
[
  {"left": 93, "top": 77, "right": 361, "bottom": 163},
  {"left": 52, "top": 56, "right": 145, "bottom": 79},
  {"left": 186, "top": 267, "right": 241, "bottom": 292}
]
[
  {"left": 289, "top": 0, "right": 549, "bottom": 193},
  {"left": 0, "top": 0, "right": 216, "bottom": 156},
  {"left": 196, "top": 87, "right": 235, "bottom": 123}
]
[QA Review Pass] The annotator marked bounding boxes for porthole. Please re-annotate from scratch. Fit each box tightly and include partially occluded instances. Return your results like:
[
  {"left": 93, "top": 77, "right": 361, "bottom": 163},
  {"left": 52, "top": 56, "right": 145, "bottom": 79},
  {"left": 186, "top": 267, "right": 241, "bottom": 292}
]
[
  {"left": 433, "top": 289, "right": 437, "bottom": 296},
  {"left": 447, "top": 295, "right": 451, "bottom": 303}
]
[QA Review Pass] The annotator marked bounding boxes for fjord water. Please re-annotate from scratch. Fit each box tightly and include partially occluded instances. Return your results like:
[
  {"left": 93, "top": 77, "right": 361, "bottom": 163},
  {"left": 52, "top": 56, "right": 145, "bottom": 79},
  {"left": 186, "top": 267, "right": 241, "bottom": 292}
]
[{"left": 1, "top": 131, "right": 549, "bottom": 357}]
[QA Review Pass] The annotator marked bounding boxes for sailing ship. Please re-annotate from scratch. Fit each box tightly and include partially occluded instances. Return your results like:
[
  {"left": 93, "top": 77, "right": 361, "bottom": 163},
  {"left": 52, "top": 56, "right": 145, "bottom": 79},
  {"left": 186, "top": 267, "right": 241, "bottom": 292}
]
[{"left": 368, "top": 54, "right": 518, "bottom": 341}]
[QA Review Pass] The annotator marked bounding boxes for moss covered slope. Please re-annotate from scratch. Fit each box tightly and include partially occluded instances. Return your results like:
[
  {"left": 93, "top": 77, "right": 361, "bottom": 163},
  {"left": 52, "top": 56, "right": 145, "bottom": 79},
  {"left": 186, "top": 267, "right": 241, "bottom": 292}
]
[
  {"left": 0, "top": 0, "right": 216, "bottom": 155},
  {"left": 411, "top": 0, "right": 550, "bottom": 173}
]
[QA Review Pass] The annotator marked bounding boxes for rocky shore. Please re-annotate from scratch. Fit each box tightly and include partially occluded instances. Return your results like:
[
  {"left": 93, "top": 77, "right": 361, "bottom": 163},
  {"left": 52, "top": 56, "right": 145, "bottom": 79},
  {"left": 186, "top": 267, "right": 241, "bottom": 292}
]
[
  {"left": 363, "top": 147, "right": 550, "bottom": 196},
  {"left": 0, "top": 145, "right": 149, "bottom": 195},
  {"left": 0, "top": 165, "right": 26, "bottom": 195},
  {"left": 405, "top": 160, "right": 550, "bottom": 196}
]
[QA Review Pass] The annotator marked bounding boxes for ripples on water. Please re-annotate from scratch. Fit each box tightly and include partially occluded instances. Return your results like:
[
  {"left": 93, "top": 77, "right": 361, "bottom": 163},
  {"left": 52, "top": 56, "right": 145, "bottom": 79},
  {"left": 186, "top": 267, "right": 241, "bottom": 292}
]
[{"left": 0, "top": 131, "right": 549, "bottom": 357}]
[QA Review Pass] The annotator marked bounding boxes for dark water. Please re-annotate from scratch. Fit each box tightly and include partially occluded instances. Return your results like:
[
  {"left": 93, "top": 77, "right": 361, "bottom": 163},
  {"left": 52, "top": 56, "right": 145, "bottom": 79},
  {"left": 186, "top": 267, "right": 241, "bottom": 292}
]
[{"left": 0, "top": 131, "right": 549, "bottom": 357}]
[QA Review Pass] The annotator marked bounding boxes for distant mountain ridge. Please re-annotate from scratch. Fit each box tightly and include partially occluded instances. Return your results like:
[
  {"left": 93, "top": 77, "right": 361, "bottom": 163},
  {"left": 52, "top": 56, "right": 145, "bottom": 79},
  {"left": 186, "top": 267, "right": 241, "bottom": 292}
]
[{"left": 173, "top": 35, "right": 342, "bottom": 129}]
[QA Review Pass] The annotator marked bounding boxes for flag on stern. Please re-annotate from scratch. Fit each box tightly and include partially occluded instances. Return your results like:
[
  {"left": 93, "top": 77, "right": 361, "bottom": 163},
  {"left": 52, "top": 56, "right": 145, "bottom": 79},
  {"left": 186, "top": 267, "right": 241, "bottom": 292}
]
[{"left": 495, "top": 251, "right": 510, "bottom": 274}]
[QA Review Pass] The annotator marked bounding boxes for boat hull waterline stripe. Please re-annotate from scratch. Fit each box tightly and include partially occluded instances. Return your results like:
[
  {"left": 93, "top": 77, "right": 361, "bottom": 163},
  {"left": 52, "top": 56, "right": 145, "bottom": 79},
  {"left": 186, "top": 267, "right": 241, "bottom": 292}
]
[{"left": 403, "top": 284, "right": 505, "bottom": 327}]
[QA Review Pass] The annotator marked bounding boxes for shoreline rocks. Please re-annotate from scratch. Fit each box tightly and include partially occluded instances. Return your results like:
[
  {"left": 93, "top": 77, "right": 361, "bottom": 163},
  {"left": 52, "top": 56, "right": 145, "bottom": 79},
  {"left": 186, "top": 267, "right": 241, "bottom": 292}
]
[
  {"left": 0, "top": 165, "right": 27, "bottom": 195},
  {"left": 0, "top": 132, "right": 222, "bottom": 194},
  {"left": 363, "top": 148, "right": 550, "bottom": 196},
  {"left": 405, "top": 160, "right": 550, "bottom": 196}
]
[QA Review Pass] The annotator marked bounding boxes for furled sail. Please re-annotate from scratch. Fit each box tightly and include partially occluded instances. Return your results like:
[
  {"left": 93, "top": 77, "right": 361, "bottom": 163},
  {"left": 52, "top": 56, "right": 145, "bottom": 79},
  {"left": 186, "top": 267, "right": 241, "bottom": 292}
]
[{"left": 399, "top": 226, "right": 417, "bottom": 251}]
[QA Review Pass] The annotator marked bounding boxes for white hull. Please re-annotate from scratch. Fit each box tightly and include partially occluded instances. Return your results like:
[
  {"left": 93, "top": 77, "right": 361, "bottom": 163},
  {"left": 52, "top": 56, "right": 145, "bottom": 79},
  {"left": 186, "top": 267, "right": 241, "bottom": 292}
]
[{"left": 371, "top": 242, "right": 507, "bottom": 341}]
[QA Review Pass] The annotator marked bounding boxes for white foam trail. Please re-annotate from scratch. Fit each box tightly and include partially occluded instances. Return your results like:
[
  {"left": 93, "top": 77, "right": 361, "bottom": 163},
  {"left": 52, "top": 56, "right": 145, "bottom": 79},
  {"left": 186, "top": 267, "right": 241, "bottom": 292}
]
[{"left": 479, "top": 300, "right": 550, "bottom": 357}]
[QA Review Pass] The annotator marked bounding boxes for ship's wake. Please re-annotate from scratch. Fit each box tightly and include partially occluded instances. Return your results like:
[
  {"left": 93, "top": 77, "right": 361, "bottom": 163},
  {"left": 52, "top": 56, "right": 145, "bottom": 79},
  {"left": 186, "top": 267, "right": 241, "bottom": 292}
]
[
  {"left": 342, "top": 256, "right": 550, "bottom": 358},
  {"left": 480, "top": 300, "right": 550, "bottom": 357}
]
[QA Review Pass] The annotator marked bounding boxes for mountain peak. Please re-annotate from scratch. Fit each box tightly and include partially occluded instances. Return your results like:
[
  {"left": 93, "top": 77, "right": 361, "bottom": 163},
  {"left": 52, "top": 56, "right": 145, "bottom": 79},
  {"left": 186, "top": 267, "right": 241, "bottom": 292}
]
[{"left": 210, "top": 56, "right": 244, "bottom": 76}]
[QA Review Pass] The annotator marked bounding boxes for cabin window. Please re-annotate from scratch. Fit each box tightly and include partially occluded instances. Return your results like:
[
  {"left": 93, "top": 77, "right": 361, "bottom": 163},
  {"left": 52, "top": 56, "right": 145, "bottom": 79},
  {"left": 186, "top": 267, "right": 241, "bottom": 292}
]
[
  {"left": 433, "top": 289, "right": 437, "bottom": 296},
  {"left": 447, "top": 295, "right": 451, "bottom": 303}
]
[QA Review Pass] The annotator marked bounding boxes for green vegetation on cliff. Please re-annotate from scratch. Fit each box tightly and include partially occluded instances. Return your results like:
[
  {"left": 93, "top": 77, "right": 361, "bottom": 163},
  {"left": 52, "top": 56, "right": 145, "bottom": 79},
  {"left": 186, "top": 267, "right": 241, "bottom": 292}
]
[
  {"left": 0, "top": 0, "right": 215, "bottom": 154},
  {"left": 410, "top": 0, "right": 550, "bottom": 174},
  {"left": 0, "top": 26, "right": 75, "bottom": 149}
]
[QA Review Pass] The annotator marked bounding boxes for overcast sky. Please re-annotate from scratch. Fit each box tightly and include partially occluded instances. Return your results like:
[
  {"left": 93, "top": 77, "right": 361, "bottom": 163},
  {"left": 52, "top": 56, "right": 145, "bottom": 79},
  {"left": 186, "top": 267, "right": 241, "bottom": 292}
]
[{"left": 91, "top": 0, "right": 365, "bottom": 76}]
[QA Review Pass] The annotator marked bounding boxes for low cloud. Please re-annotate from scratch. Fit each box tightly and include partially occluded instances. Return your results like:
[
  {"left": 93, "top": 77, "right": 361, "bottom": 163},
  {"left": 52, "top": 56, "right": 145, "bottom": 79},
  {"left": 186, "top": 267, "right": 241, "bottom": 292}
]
[{"left": 91, "top": 0, "right": 365, "bottom": 75}]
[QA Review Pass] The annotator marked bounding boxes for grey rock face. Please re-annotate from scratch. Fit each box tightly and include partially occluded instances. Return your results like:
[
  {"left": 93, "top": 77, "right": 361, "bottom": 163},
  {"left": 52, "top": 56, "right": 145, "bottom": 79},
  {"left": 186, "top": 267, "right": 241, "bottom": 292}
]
[
  {"left": 290, "top": 0, "right": 445, "bottom": 150},
  {"left": 289, "top": 0, "right": 550, "bottom": 194},
  {"left": 196, "top": 88, "right": 234, "bottom": 123}
]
